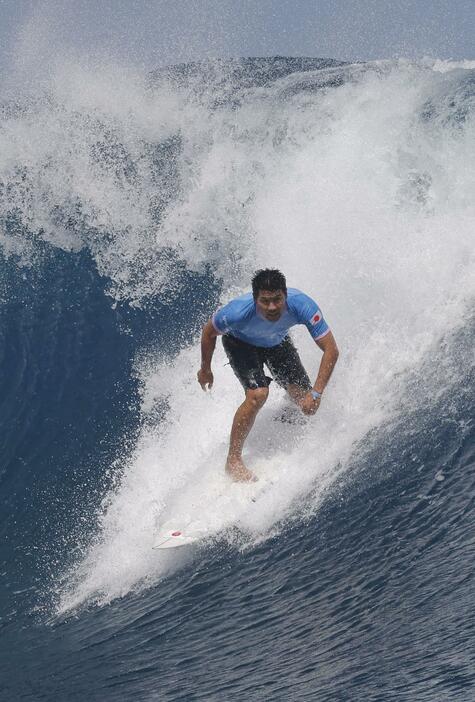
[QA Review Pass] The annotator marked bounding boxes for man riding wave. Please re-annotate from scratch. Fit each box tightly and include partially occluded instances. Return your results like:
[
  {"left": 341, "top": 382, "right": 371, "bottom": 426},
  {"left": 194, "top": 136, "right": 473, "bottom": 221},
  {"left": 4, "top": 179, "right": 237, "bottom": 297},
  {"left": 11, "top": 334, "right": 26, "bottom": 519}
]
[{"left": 198, "top": 269, "right": 339, "bottom": 482}]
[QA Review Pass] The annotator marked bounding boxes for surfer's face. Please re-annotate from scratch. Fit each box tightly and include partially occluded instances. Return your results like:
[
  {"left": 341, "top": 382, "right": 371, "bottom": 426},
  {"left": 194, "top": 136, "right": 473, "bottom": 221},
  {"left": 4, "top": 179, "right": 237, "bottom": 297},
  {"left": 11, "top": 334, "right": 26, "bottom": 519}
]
[{"left": 255, "top": 289, "right": 286, "bottom": 322}]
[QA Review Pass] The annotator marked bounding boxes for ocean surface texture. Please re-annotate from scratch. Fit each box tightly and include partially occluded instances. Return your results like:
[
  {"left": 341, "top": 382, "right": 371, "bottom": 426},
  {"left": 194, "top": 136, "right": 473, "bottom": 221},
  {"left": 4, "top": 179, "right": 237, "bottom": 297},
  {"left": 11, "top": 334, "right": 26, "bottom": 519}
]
[{"left": 0, "top": 57, "right": 474, "bottom": 701}]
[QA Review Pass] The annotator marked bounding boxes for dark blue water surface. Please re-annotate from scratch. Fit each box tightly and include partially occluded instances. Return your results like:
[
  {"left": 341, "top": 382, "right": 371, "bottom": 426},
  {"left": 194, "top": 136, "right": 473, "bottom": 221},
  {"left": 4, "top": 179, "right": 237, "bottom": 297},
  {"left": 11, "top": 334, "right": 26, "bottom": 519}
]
[
  {"left": 0, "top": 245, "right": 474, "bottom": 701},
  {"left": 0, "top": 57, "right": 474, "bottom": 702}
]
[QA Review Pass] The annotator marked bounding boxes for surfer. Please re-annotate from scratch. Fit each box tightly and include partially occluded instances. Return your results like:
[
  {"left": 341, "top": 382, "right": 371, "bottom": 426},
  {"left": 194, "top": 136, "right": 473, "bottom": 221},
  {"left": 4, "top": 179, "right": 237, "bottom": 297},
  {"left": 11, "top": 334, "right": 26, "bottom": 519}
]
[{"left": 198, "top": 269, "right": 339, "bottom": 482}]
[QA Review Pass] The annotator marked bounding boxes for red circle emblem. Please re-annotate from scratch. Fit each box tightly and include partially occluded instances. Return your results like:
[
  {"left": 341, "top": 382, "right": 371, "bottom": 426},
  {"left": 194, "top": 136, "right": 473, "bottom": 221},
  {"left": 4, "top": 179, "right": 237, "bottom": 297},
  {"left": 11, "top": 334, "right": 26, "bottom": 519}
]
[{"left": 171, "top": 531, "right": 182, "bottom": 537}]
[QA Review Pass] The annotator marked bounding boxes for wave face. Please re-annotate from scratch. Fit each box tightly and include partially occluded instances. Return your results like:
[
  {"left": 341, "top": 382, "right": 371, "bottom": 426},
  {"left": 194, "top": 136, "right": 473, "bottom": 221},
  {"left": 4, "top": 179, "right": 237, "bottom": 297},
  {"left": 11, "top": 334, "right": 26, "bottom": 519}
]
[{"left": 0, "top": 57, "right": 474, "bottom": 701}]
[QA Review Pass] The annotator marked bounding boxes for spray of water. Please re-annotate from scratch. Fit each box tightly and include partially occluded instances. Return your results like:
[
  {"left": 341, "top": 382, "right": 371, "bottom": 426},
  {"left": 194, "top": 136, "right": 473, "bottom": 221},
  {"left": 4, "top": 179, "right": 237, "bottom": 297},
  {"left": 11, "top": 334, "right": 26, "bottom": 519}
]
[{"left": 1, "top": 54, "right": 473, "bottom": 609}]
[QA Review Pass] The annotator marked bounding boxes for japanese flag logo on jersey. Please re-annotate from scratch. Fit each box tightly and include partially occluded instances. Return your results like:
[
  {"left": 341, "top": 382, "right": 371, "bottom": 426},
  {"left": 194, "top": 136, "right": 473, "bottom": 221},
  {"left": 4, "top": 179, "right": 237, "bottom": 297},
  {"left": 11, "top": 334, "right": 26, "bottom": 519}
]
[{"left": 310, "top": 309, "right": 321, "bottom": 325}]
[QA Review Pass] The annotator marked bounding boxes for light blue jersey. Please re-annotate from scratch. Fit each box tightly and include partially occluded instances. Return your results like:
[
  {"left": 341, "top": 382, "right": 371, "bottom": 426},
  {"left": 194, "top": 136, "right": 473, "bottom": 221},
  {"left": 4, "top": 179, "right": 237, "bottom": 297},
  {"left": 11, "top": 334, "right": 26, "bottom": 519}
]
[{"left": 212, "top": 288, "right": 330, "bottom": 348}]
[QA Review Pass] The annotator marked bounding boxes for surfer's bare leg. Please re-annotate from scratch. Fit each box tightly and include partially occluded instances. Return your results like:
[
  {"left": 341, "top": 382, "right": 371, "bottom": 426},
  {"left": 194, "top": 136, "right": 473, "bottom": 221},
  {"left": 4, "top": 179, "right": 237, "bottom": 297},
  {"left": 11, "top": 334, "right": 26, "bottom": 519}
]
[
  {"left": 226, "top": 387, "right": 269, "bottom": 482},
  {"left": 286, "top": 383, "right": 308, "bottom": 409}
]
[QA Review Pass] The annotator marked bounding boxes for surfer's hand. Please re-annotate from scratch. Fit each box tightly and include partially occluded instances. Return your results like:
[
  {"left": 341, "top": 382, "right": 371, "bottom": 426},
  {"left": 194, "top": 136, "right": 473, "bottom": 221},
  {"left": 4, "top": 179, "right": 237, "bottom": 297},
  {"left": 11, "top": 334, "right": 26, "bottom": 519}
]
[
  {"left": 198, "top": 367, "right": 214, "bottom": 391},
  {"left": 301, "top": 392, "right": 320, "bottom": 416}
]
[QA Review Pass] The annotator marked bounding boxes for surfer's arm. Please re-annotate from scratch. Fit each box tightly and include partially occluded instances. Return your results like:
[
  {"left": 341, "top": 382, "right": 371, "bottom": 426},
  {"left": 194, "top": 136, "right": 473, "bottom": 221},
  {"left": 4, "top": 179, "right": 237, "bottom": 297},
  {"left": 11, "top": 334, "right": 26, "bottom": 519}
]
[
  {"left": 198, "top": 320, "right": 219, "bottom": 390},
  {"left": 313, "top": 331, "right": 339, "bottom": 395},
  {"left": 201, "top": 319, "right": 219, "bottom": 369}
]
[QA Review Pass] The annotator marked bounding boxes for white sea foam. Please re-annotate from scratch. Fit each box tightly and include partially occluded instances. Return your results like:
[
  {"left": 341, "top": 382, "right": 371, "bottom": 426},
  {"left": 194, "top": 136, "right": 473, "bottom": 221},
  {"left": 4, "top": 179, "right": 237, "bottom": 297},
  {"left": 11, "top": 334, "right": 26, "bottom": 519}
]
[{"left": 2, "top": 57, "right": 472, "bottom": 610}]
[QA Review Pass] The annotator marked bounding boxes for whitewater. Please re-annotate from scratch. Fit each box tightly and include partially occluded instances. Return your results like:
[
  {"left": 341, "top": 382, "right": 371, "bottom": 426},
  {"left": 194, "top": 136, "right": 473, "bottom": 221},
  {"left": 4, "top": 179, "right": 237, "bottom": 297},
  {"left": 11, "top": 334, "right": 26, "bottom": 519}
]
[{"left": 1, "top": 56, "right": 474, "bottom": 701}]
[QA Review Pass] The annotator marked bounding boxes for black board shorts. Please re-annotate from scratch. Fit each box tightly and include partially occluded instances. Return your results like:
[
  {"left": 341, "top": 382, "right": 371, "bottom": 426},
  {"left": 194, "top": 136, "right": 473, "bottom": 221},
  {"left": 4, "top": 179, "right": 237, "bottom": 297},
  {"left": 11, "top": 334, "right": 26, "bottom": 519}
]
[{"left": 222, "top": 334, "right": 311, "bottom": 392}]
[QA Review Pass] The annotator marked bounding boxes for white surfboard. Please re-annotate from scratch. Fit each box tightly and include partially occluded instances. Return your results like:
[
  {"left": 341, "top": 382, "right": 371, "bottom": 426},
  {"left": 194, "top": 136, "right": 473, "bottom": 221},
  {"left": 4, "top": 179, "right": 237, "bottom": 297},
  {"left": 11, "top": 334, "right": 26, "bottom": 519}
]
[
  {"left": 153, "top": 520, "right": 210, "bottom": 550},
  {"left": 152, "top": 474, "right": 276, "bottom": 550}
]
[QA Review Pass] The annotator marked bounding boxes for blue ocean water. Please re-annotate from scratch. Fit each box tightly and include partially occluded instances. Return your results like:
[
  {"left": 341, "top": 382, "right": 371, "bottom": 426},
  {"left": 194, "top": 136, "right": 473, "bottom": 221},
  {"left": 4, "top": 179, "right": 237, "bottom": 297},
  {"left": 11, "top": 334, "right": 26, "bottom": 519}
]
[{"left": 0, "top": 57, "right": 474, "bottom": 701}]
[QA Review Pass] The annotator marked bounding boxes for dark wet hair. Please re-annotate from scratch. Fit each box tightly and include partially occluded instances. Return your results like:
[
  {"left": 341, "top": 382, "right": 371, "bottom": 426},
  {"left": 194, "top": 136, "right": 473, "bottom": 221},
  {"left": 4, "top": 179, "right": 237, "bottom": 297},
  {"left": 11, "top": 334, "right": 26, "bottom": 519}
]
[{"left": 252, "top": 269, "right": 287, "bottom": 299}]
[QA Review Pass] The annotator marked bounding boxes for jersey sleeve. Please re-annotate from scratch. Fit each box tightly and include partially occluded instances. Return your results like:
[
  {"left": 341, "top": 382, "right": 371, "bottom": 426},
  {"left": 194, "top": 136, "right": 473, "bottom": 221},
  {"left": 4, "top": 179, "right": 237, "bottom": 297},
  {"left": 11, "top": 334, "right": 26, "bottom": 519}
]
[
  {"left": 211, "top": 303, "right": 232, "bottom": 334},
  {"left": 294, "top": 293, "right": 330, "bottom": 341}
]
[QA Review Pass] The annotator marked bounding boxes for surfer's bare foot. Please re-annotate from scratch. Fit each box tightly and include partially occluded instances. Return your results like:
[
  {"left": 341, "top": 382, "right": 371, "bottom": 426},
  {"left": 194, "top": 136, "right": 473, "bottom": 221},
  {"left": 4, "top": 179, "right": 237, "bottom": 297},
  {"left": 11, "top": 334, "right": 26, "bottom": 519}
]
[{"left": 226, "top": 457, "right": 257, "bottom": 482}]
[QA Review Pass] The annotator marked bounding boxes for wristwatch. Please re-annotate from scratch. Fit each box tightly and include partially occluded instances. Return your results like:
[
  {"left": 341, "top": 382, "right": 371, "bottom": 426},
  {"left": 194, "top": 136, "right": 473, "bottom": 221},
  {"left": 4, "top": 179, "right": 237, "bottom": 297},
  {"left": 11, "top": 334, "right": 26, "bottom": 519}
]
[{"left": 311, "top": 390, "right": 322, "bottom": 401}]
